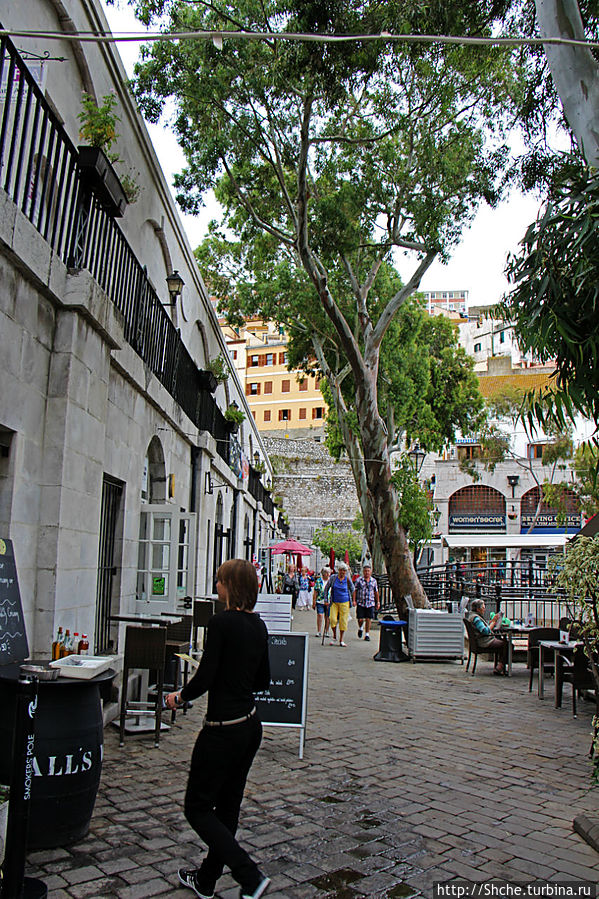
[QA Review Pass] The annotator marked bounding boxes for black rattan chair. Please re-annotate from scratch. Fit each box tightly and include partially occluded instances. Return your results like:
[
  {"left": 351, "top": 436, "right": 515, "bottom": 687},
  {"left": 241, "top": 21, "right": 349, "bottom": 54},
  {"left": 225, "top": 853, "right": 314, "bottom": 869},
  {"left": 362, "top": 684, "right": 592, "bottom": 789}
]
[
  {"left": 527, "top": 627, "right": 560, "bottom": 692},
  {"left": 119, "top": 626, "right": 167, "bottom": 748}
]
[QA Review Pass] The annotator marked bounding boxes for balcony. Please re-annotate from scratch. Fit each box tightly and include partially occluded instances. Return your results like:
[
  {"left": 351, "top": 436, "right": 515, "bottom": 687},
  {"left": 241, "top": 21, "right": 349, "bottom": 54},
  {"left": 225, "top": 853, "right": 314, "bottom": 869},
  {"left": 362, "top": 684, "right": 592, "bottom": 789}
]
[{"left": 0, "top": 35, "right": 230, "bottom": 465}]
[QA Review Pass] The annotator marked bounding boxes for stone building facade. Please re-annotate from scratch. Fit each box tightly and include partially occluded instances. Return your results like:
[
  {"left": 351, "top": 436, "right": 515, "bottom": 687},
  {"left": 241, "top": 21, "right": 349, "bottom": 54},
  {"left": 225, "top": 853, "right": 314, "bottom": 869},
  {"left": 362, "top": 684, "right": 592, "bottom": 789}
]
[
  {"left": 263, "top": 436, "right": 361, "bottom": 567},
  {"left": 0, "top": 0, "right": 277, "bottom": 659}
]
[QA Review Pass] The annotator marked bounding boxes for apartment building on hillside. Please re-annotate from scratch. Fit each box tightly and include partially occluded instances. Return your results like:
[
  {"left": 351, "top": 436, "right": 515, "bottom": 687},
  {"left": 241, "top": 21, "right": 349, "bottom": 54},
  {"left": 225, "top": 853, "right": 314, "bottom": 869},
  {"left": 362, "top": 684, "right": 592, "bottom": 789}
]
[{"left": 220, "top": 318, "right": 328, "bottom": 435}]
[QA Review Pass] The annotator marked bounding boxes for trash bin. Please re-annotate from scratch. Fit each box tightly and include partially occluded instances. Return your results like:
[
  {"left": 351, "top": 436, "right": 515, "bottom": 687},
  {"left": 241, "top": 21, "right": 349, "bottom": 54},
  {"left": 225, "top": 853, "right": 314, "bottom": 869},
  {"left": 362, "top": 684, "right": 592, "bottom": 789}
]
[
  {"left": 373, "top": 618, "right": 408, "bottom": 662},
  {"left": 0, "top": 663, "right": 114, "bottom": 849}
]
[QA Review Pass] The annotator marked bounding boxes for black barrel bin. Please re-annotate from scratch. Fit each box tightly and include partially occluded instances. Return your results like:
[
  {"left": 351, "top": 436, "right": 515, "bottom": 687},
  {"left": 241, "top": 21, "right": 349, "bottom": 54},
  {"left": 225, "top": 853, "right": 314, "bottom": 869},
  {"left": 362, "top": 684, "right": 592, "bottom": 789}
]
[
  {"left": 373, "top": 618, "right": 408, "bottom": 662},
  {"left": 0, "top": 664, "right": 113, "bottom": 849}
]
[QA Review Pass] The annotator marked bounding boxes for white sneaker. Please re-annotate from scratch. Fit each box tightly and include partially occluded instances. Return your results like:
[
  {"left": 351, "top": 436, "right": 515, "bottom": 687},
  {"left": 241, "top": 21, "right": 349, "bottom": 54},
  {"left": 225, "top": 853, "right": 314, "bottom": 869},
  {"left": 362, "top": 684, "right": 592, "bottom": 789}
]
[{"left": 241, "top": 876, "right": 271, "bottom": 899}]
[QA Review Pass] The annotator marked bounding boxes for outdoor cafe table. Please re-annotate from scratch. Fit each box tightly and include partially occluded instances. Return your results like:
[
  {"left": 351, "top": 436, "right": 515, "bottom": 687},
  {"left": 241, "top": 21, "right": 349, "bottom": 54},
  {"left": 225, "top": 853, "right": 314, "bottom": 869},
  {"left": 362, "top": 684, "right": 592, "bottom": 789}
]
[
  {"left": 538, "top": 639, "right": 582, "bottom": 702},
  {"left": 497, "top": 623, "right": 535, "bottom": 676}
]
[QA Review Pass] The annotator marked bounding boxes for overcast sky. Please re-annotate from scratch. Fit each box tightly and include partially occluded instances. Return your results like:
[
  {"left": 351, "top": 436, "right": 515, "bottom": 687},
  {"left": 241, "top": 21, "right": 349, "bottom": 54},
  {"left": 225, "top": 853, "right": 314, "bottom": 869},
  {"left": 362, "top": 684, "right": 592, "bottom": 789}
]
[{"left": 102, "top": 1, "right": 545, "bottom": 308}]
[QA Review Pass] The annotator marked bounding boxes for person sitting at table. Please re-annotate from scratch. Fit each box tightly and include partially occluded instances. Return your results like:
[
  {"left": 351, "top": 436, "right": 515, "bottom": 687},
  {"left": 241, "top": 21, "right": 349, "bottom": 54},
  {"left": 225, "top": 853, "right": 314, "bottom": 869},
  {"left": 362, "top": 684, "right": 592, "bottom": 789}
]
[{"left": 467, "top": 598, "right": 508, "bottom": 676}]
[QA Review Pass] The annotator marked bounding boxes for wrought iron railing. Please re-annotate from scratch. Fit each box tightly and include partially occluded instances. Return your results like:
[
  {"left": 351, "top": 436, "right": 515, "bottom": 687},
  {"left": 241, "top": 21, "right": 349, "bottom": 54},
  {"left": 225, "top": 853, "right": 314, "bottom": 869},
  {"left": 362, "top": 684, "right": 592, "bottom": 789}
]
[{"left": 0, "top": 35, "right": 231, "bottom": 467}]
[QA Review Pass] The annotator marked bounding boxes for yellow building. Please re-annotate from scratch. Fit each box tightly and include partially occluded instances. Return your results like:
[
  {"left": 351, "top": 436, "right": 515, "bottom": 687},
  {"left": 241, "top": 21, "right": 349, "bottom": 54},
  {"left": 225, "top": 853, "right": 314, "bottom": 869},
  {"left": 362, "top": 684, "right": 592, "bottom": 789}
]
[{"left": 220, "top": 318, "right": 327, "bottom": 433}]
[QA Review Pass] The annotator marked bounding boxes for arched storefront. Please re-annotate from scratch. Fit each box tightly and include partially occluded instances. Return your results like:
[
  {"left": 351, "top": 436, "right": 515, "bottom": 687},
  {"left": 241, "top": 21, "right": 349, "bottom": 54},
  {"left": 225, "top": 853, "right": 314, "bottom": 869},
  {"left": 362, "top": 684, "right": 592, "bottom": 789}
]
[
  {"left": 520, "top": 485, "right": 582, "bottom": 534},
  {"left": 448, "top": 485, "right": 507, "bottom": 564}
]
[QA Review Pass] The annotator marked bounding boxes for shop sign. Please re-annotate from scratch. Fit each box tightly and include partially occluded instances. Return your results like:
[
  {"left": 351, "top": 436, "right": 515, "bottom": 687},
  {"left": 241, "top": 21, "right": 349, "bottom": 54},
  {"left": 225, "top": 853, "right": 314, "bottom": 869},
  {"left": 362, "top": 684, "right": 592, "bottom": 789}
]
[
  {"left": 449, "top": 513, "right": 505, "bottom": 530},
  {"left": 229, "top": 436, "right": 243, "bottom": 480},
  {"left": 521, "top": 513, "right": 582, "bottom": 529}
]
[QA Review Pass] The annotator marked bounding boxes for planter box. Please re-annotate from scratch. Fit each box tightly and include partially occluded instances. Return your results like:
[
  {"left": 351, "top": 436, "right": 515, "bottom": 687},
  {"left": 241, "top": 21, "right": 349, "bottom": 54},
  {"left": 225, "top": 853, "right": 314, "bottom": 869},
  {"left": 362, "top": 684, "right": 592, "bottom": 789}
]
[
  {"left": 198, "top": 370, "right": 218, "bottom": 393},
  {"left": 78, "top": 146, "right": 127, "bottom": 217}
]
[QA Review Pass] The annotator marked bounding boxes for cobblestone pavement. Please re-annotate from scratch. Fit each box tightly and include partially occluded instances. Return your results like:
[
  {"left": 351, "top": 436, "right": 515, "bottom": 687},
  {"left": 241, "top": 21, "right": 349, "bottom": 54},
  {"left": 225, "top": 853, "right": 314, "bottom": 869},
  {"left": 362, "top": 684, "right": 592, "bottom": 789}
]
[{"left": 27, "top": 614, "right": 599, "bottom": 898}]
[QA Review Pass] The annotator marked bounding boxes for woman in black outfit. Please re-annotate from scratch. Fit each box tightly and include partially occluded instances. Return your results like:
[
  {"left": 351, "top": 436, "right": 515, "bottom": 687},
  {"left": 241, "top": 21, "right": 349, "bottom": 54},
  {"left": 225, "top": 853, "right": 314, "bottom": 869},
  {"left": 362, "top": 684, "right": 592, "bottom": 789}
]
[{"left": 166, "top": 559, "right": 271, "bottom": 899}]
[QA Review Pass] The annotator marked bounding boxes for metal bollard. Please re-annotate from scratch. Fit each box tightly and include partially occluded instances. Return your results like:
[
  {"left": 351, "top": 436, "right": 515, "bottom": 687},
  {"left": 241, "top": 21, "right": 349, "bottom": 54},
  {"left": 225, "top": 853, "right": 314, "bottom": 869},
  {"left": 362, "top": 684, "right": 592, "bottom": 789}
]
[{"left": 1, "top": 674, "right": 47, "bottom": 899}]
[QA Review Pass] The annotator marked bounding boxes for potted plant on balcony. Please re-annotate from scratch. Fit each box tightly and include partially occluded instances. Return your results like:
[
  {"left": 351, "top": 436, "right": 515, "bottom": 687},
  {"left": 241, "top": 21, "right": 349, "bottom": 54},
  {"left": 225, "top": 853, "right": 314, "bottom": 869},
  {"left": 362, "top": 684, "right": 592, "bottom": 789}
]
[
  {"left": 207, "top": 355, "right": 230, "bottom": 384},
  {"left": 77, "top": 92, "right": 128, "bottom": 217},
  {"left": 224, "top": 403, "right": 245, "bottom": 434}
]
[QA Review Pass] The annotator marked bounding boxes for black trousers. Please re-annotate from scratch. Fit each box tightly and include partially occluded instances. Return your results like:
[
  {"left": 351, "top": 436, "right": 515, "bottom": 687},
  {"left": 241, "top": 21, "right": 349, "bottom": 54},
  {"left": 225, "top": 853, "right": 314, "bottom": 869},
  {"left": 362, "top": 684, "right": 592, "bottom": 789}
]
[{"left": 184, "top": 716, "right": 263, "bottom": 894}]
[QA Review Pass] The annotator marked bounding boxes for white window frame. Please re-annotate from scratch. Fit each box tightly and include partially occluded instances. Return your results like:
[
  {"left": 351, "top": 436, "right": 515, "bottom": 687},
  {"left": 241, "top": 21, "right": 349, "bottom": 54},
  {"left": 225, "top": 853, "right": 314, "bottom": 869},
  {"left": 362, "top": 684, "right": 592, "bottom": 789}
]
[{"left": 136, "top": 504, "right": 197, "bottom": 613}]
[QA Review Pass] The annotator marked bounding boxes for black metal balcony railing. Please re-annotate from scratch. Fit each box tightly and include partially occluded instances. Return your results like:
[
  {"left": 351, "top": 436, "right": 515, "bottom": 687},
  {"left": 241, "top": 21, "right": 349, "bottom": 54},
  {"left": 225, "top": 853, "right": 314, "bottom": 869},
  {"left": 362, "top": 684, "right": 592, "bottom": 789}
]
[{"left": 0, "top": 35, "right": 233, "bottom": 468}]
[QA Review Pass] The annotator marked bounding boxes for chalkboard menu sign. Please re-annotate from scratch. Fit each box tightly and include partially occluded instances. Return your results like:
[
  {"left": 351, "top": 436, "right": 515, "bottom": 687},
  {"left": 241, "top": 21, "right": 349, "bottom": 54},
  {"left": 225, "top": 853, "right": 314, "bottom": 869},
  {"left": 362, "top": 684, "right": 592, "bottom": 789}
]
[
  {"left": 254, "top": 632, "right": 308, "bottom": 728},
  {"left": 0, "top": 538, "right": 29, "bottom": 665}
]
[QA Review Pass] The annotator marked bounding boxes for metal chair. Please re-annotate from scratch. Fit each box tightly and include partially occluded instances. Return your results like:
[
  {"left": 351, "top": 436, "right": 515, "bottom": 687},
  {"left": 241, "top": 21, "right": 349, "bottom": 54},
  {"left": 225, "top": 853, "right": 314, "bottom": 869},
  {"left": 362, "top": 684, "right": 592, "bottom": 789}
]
[
  {"left": 526, "top": 627, "right": 560, "bottom": 692},
  {"left": 119, "top": 626, "right": 167, "bottom": 748}
]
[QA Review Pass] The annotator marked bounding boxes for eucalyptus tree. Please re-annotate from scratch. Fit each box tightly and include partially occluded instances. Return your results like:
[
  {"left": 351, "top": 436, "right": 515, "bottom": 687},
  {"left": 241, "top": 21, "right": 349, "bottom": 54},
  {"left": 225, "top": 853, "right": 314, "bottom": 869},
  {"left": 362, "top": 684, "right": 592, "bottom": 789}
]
[{"left": 131, "top": 1, "right": 516, "bottom": 608}]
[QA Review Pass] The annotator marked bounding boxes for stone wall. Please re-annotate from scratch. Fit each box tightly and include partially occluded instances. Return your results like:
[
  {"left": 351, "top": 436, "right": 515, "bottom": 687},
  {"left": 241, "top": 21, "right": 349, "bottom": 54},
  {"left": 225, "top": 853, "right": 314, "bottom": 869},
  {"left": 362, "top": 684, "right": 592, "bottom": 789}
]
[{"left": 262, "top": 436, "right": 360, "bottom": 545}]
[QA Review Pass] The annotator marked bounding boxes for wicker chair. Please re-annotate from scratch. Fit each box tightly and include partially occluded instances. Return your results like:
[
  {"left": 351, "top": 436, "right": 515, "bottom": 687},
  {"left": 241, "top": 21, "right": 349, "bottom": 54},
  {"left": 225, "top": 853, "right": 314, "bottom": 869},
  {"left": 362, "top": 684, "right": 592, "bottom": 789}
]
[
  {"left": 119, "top": 626, "right": 167, "bottom": 747},
  {"left": 555, "top": 647, "right": 598, "bottom": 717},
  {"left": 164, "top": 615, "right": 193, "bottom": 722},
  {"left": 464, "top": 617, "right": 499, "bottom": 675}
]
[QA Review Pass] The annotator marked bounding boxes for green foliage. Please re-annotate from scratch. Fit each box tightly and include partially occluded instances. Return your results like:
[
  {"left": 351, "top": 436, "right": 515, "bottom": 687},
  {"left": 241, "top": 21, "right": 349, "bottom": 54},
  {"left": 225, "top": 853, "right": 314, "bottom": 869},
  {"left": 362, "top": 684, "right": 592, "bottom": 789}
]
[
  {"left": 207, "top": 355, "right": 230, "bottom": 382},
  {"left": 502, "top": 167, "right": 599, "bottom": 427},
  {"left": 390, "top": 456, "right": 432, "bottom": 552},
  {"left": 572, "top": 443, "right": 599, "bottom": 519},
  {"left": 312, "top": 525, "right": 363, "bottom": 569},
  {"left": 553, "top": 535, "right": 599, "bottom": 784},
  {"left": 224, "top": 404, "right": 245, "bottom": 424},
  {"left": 78, "top": 92, "right": 120, "bottom": 151}
]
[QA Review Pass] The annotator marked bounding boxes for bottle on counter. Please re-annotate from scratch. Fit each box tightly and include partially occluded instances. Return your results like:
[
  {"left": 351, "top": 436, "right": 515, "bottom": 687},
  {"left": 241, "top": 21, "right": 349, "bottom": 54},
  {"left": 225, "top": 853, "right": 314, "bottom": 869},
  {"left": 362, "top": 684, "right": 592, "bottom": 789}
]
[
  {"left": 60, "top": 629, "right": 72, "bottom": 657},
  {"left": 78, "top": 634, "right": 89, "bottom": 655},
  {"left": 52, "top": 626, "right": 64, "bottom": 661},
  {"left": 72, "top": 633, "right": 79, "bottom": 656}
]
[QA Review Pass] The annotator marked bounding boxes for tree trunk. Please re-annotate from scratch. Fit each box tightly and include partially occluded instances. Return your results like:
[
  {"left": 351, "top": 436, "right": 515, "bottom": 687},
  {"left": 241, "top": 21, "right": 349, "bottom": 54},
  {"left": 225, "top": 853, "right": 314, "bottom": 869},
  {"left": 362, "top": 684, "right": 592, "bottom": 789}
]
[
  {"left": 535, "top": 0, "right": 599, "bottom": 165},
  {"left": 355, "top": 376, "right": 429, "bottom": 613}
]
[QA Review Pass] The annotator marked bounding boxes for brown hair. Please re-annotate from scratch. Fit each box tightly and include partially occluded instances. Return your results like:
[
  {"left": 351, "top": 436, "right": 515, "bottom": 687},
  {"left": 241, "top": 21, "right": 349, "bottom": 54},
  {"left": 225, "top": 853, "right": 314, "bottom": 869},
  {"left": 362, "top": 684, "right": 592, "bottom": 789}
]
[{"left": 216, "top": 559, "right": 259, "bottom": 611}]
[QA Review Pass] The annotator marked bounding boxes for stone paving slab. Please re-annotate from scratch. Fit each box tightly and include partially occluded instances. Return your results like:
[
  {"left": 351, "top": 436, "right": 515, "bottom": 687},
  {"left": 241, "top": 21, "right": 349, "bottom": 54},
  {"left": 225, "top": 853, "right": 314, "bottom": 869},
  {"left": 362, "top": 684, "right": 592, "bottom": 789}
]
[{"left": 25, "top": 613, "right": 599, "bottom": 897}]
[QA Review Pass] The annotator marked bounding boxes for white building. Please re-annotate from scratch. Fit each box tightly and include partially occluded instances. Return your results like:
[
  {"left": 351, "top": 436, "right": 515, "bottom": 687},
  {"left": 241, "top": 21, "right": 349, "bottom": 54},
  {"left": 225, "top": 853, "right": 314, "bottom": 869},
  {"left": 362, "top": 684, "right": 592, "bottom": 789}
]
[{"left": 0, "top": 0, "right": 278, "bottom": 659}]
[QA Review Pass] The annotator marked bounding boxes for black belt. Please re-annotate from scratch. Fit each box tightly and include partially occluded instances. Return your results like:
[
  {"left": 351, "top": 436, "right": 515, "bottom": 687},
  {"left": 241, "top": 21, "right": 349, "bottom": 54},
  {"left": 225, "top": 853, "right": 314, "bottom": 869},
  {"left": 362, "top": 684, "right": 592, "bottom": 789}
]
[{"left": 204, "top": 707, "right": 256, "bottom": 727}]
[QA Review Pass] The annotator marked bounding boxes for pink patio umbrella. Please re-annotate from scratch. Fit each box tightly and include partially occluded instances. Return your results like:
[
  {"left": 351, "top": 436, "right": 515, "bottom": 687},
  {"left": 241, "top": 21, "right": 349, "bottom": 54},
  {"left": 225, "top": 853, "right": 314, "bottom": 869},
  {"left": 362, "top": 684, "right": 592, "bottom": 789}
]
[{"left": 270, "top": 538, "right": 313, "bottom": 555}]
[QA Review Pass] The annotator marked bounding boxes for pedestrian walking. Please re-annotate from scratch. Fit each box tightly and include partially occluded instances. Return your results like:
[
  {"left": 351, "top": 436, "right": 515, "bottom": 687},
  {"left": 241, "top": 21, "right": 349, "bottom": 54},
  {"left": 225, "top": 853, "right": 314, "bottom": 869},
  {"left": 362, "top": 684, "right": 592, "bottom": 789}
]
[
  {"left": 312, "top": 566, "right": 331, "bottom": 637},
  {"left": 354, "top": 563, "right": 379, "bottom": 641},
  {"left": 282, "top": 563, "right": 300, "bottom": 610},
  {"left": 324, "top": 562, "right": 355, "bottom": 647},
  {"left": 166, "top": 559, "right": 271, "bottom": 899},
  {"left": 296, "top": 565, "right": 312, "bottom": 610}
]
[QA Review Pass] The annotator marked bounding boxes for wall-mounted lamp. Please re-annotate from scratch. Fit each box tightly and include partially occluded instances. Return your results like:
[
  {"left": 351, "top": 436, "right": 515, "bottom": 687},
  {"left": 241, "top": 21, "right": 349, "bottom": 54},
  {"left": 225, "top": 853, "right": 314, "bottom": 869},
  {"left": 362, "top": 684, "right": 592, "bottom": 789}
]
[
  {"left": 432, "top": 505, "right": 441, "bottom": 526},
  {"left": 204, "top": 472, "right": 228, "bottom": 495},
  {"left": 507, "top": 474, "right": 520, "bottom": 498},
  {"left": 165, "top": 270, "right": 185, "bottom": 306},
  {"left": 253, "top": 451, "right": 260, "bottom": 467}
]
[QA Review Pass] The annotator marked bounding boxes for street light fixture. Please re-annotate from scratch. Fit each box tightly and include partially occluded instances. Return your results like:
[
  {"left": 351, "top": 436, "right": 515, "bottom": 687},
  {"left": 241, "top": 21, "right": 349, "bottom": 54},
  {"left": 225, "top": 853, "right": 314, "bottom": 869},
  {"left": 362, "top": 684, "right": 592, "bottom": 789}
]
[
  {"left": 165, "top": 270, "right": 184, "bottom": 306},
  {"left": 507, "top": 474, "right": 519, "bottom": 498},
  {"left": 408, "top": 443, "right": 426, "bottom": 474}
]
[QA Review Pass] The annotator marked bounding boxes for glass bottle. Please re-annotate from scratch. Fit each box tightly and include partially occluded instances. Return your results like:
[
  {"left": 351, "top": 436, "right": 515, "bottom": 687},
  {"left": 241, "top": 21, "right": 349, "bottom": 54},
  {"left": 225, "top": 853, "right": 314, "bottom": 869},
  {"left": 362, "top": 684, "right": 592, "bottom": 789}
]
[
  {"left": 60, "top": 629, "right": 72, "bottom": 657},
  {"left": 72, "top": 633, "right": 79, "bottom": 656},
  {"left": 52, "top": 626, "right": 64, "bottom": 661},
  {"left": 78, "top": 634, "right": 89, "bottom": 655}
]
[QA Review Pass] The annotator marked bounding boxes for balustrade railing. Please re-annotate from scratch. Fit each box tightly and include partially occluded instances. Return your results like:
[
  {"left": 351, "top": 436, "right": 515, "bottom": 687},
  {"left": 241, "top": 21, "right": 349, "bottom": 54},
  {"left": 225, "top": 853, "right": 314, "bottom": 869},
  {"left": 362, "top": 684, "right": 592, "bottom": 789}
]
[{"left": 0, "top": 35, "right": 234, "bottom": 468}]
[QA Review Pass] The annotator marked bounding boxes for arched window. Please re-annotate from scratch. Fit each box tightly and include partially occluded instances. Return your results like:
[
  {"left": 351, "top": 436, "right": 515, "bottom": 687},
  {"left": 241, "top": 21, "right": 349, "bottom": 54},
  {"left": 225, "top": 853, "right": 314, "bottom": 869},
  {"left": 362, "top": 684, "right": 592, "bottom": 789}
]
[
  {"left": 144, "top": 436, "right": 166, "bottom": 502},
  {"left": 521, "top": 486, "right": 581, "bottom": 531},
  {"left": 448, "top": 485, "right": 506, "bottom": 532}
]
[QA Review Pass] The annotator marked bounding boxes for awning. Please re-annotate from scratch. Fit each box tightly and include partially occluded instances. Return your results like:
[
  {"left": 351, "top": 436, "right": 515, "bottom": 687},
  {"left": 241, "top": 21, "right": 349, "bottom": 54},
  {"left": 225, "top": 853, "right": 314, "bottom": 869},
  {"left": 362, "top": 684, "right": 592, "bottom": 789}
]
[{"left": 442, "top": 534, "right": 568, "bottom": 549}]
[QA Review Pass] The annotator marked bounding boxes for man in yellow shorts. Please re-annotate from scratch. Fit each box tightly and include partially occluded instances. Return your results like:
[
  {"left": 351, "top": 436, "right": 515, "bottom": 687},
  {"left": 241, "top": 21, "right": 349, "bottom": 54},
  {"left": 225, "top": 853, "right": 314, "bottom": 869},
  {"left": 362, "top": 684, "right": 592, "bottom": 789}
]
[{"left": 324, "top": 562, "right": 355, "bottom": 647}]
